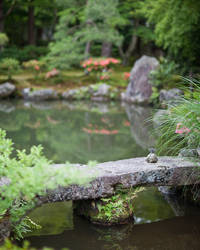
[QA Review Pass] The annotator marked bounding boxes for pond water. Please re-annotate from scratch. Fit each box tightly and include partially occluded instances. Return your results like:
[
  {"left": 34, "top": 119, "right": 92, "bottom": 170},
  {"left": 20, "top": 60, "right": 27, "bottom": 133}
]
[
  {"left": 0, "top": 100, "right": 200, "bottom": 250},
  {"left": 0, "top": 100, "right": 154, "bottom": 163}
]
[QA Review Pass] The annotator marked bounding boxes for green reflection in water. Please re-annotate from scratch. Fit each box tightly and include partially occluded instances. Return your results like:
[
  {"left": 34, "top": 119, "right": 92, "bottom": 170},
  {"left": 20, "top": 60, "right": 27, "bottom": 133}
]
[
  {"left": 133, "top": 187, "right": 175, "bottom": 224},
  {"left": 26, "top": 187, "right": 175, "bottom": 238},
  {"left": 0, "top": 100, "right": 151, "bottom": 164},
  {"left": 27, "top": 202, "right": 73, "bottom": 236}
]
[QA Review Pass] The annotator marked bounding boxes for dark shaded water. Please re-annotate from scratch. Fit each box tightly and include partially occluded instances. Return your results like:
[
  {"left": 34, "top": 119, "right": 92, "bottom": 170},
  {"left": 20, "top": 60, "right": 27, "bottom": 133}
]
[
  {"left": 0, "top": 100, "right": 200, "bottom": 250},
  {"left": 26, "top": 188, "right": 200, "bottom": 250}
]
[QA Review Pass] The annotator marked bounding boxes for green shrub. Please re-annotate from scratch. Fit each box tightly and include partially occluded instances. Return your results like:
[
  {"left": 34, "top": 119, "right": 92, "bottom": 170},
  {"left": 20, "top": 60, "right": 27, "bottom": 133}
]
[
  {"left": 0, "top": 46, "right": 49, "bottom": 63},
  {"left": 0, "top": 33, "right": 9, "bottom": 47},
  {"left": 0, "top": 129, "right": 92, "bottom": 239},
  {"left": 150, "top": 57, "right": 180, "bottom": 89},
  {"left": 0, "top": 58, "right": 20, "bottom": 80}
]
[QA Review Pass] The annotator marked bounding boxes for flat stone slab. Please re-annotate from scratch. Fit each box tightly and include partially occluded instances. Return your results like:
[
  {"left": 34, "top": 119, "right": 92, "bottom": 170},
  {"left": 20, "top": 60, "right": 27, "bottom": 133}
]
[{"left": 44, "top": 157, "right": 200, "bottom": 202}]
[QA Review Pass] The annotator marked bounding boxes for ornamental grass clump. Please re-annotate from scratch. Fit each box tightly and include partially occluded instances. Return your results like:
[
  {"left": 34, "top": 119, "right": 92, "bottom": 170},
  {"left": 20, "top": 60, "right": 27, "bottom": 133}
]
[{"left": 156, "top": 79, "right": 200, "bottom": 156}]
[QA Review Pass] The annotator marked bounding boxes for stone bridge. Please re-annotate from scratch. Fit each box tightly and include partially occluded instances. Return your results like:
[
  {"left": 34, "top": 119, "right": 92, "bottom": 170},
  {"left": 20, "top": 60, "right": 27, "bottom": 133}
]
[{"left": 45, "top": 156, "right": 200, "bottom": 202}]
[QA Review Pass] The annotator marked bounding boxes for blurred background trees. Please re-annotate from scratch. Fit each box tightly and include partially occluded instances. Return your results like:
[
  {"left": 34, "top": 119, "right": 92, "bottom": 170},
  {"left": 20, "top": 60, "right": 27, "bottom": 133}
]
[{"left": 0, "top": 0, "right": 200, "bottom": 69}]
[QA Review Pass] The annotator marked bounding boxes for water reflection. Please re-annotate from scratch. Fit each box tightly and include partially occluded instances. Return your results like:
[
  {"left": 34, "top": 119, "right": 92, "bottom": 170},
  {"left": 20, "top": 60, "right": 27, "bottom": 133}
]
[
  {"left": 0, "top": 100, "right": 152, "bottom": 164},
  {"left": 26, "top": 215, "right": 200, "bottom": 250},
  {"left": 123, "top": 103, "right": 155, "bottom": 150}
]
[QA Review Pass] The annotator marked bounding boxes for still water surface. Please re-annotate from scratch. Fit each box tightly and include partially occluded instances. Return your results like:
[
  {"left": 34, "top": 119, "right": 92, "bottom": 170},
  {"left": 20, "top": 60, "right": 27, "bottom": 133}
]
[{"left": 0, "top": 100, "right": 200, "bottom": 250}]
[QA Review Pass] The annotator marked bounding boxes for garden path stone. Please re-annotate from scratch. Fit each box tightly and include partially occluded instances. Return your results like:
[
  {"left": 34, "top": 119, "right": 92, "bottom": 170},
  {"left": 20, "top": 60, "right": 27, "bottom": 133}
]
[{"left": 40, "top": 157, "right": 200, "bottom": 202}]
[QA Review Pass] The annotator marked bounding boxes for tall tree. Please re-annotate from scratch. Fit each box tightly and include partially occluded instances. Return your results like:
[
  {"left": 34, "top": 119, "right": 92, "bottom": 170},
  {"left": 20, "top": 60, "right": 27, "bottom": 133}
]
[
  {"left": 117, "top": 0, "right": 155, "bottom": 65},
  {"left": 82, "top": 0, "right": 124, "bottom": 52},
  {"left": 0, "top": 0, "right": 16, "bottom": 32},
  {"left": 47, "top": 0, "right": 124, "bottom": 69},
  {"left": 28, "top": 0, "right": 35, "bottom": 45},
  {"left": 136, "top": 0, "right": 200, "bottom": 64},
  {"left": 4, "top": 0, "right": 58, "bottom": 46}
]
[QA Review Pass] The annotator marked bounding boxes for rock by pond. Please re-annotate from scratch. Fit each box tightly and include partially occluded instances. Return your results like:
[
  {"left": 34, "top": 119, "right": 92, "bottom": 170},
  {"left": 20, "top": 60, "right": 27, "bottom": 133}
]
[
  {"left": 178, "top": 148, "right": 199, "bottom": 158},
  {"left": 159, "top": 88, "right": 183, "bottom": 107},
  {"left": 0, "top": 82, "right": 16, "bottom": 99},
  {"left": 62, "top": 84, "right": 119, "bottom": 101},
  {"left": 121, "top": 55, "right": 159, "bottom": 104},
  {"left": 22, "top": 88, "right": 58, "bottom": 101}
]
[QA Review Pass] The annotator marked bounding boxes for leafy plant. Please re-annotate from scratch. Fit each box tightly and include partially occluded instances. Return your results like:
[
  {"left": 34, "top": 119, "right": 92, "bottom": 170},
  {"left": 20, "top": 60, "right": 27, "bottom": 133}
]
[
  {"left": 0, "top": 58, "right": 20, "bottom": 80},
  {"left": 0, "top": 46, "right": 49, "bottom": 63},
  {"left": 0, "top": 129, "right": 92, "bottom": 239},
  {"left": 0, "top": 33, "right": 9, "bottom": 47},
  {"left": 150, "top": 57, "right": 180, "bottom": 89},
  {"left": 93, "top": 187, "right": 144, "bottom": 223},
  {"left": 136, "top": 0, "right": 200, "bottom": 64}
]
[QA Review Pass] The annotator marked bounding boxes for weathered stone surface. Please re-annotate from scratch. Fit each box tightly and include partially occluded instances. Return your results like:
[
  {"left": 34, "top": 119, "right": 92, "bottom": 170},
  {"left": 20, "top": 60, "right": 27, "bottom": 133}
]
[
  {"left": 159, "top": 88, "right": 183, "bottom": 106},
  {"left": 91, "top": 83, "right": 110, "bottom": 97},
  {"left": 0, "top": 217, "right": 11, "bottom": 244},
  {"left": 178, "top": 148, "right": 198, "bottom": 157},
  {"left": 0, "top": 82, "right": 16, "bottom": 98},
  {"left": 41, "top": 157, "right": 200, "bottom": 202},
  {"left": 22, "top": 88, "right": 58, "bottom": 101},
  {"left": 62, "top": 84, "right": 117, "bottom": 102},
  {"left": 121, "top": 55, "right": 159, "bottom": 104},
  {"left": 62, "top": 89, "right": 80, "bottom": 100}
]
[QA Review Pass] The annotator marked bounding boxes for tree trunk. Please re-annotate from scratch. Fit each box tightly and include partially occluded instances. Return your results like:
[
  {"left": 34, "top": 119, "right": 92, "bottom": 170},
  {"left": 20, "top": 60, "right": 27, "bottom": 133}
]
[
  {"left": 0, "top": 0, "right": 4, "bottom": 32},
  {"left": 101, "top": 42, "right": 112, "bottom": 57},
  {"left": 122, "top": 34, "right": 138, "bottom": 65},
  {"left": 28, "top": 0, "right": 35, "bottom": 45},
  {"left": 118, "top": 20, "right": 139, "bottom": 65},
  {"left": 84, "top": 41, "right": 92, "bottom": 59}
]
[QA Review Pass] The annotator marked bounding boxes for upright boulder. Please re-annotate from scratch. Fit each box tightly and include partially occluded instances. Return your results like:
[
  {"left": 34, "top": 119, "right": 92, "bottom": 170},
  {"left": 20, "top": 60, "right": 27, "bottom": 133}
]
[{"left": 121, "top": 55, "right": 159, "bottom": 104}]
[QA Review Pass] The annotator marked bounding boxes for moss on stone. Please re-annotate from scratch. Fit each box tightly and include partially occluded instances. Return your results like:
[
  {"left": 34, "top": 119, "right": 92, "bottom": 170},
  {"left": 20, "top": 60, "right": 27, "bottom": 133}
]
[{"left": 75, "top": 187, "right": 144, "bottom": 226}]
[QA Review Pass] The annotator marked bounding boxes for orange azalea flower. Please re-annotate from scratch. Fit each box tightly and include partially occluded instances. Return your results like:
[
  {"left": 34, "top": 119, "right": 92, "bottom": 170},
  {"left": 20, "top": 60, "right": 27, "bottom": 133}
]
[
  {"left": 124, "top": 72, "right": 131, "bottom": 80},
  {"left": 35, "top": 65, "right": 40, "bottom": 71},
  {"left": 124, "top": 120, "right": 131, "bottom": 127}
]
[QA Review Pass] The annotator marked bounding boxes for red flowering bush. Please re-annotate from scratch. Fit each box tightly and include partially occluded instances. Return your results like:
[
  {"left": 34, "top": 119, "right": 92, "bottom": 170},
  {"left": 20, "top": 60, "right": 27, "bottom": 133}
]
[
  {"left": 175, "top": 123, "right": 190, "bottom": 134},
  {"left": 81, "top": 57, "right": 120, "bottom": 80},
  {"left": 124, "top": 72, "right": 131, "bottom": 81},
  {"left": 23, "top": 60, "right": 45, "bottom": 80}
]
